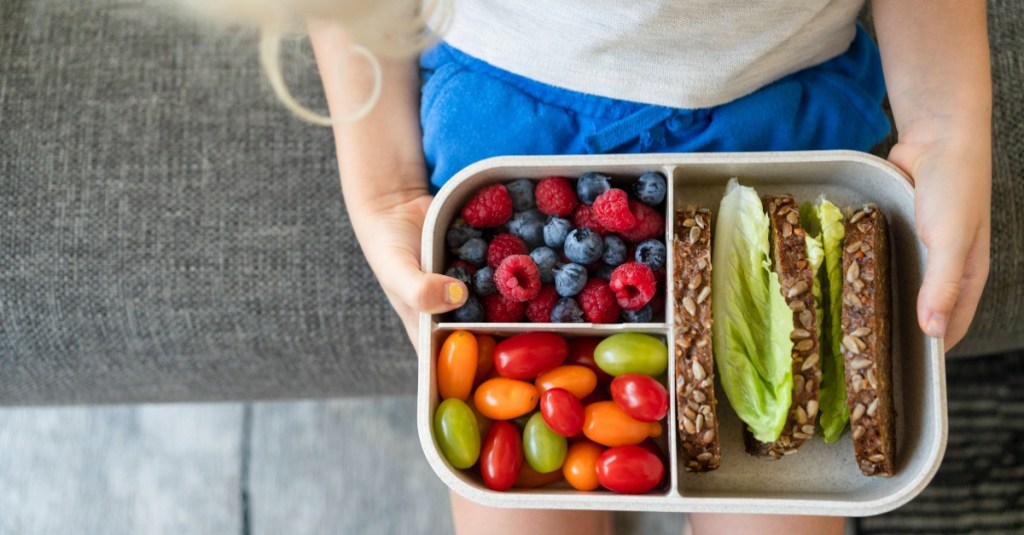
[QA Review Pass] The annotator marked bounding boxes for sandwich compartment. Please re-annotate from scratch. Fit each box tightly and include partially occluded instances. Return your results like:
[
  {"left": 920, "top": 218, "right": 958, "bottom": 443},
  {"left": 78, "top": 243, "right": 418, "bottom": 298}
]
[{"left": 417, "top": 151, "right": 946, "bottom": 516}]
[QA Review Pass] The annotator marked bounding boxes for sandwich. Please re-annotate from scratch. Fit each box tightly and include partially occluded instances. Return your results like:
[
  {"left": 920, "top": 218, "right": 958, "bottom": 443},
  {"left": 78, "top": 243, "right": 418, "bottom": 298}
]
[{"left": 674, "top": 179, "right": 894, "bottom": 476}]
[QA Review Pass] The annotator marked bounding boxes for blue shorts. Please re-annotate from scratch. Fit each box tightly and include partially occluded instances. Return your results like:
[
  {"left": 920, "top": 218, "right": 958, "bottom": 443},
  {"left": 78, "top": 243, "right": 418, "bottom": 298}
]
[{"left": 420, "top": 25, "right": 891, "bottom": 191}]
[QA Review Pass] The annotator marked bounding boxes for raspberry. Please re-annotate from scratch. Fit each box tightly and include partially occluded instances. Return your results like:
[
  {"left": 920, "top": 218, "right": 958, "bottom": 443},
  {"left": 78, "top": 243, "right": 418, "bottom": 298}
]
[
  {"left": 592, "top": 189, "right": 637, "bottom": 232},
  {"left": 609, "top": 262, "right": 657, "bottom": 311},
  {"left": 618, "top": 201, "right": 665, "bottom": 242},
  {"left": 462, "top": 184, "right": 513, "bottom": 228},
  {"left": 535, "top": 177, "right": 579, "bottom": 216},
  {"left": 494, "top": 255, "right": 543, "bottom": 302},
  {"left": 483, "top": 293, "right": 526, "bottom": 322},
  {"left": 487, "top": 233, "right": 528, "bottom": 269},
  {"left": 572, "top": 204, "right": 609, "bottom": 236},
  {"left": 578, "top": 279, "right": 622, "bottom": 323},
  {"left": 525, "top": 285, "right": 559, "bottom": 323}
]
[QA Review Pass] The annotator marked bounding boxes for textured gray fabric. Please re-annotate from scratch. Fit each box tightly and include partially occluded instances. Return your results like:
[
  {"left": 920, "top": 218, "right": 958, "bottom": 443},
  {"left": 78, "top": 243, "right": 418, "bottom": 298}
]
[{"left": 0, "top": 0, "right": 1022, "bottom": 404}]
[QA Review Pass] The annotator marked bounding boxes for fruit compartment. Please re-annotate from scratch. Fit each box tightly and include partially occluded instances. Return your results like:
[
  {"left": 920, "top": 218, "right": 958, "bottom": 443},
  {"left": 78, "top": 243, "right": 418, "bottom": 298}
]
[{"left": 418, "top": 152, "right": 945, "bottom": 516}]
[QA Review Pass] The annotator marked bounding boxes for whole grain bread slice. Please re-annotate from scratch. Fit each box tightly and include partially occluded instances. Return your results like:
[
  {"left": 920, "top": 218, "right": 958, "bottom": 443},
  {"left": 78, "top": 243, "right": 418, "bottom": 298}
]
[
  {"left": 674, "top": 207, "right": 720, "bottom": 472},
  {"left": 744, "top": 195, "right": 822, "bottom": 459},
  {"left": 842, "top": 204, "right": 896, "bottom": 477}
]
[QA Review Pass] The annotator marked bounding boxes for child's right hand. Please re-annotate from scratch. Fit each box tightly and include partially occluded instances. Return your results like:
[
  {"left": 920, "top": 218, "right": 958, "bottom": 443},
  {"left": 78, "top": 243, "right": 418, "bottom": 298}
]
[{"left": 351, "top": 187, "right": 468, "bottom": 346}]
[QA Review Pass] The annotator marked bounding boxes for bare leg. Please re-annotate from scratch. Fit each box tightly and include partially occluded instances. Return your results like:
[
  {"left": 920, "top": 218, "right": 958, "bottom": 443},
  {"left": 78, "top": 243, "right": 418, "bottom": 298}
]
[
  {"left": 450, "top": 491, "right": 613, "bottom": 535},
  {"left": 687, "top": 513, "right": 845, "bottom": 535}
]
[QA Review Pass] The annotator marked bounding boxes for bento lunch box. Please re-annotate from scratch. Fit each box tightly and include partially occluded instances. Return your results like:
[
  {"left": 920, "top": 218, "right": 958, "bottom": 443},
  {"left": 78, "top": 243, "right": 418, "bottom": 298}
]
[{"left": 417, "top": 150, "right": 946, "bottom": 516}]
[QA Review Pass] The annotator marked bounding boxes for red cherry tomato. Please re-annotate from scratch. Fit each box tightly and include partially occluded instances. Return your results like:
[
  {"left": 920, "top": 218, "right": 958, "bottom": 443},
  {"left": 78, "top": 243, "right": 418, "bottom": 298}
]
[
  {"left": 494, "top": 332, "right": 568, "bottom": 379},
  {"left": 514, "top": 463, "right": 564, "bottom": 488},
  {"left": 565, "top": 337, "right": 614, "bottom": 384},
  {"left": 596, "top": 445, "right": 664, "bottom": 494},
  {"left": 540, "top": 388, "right": 585, "bottom": 437},
  {"left": 480, "top": 421, "right": 523, "bottom": 491},
  {"left": 610, "top": 374, "right": 670, "bottom": 422}
]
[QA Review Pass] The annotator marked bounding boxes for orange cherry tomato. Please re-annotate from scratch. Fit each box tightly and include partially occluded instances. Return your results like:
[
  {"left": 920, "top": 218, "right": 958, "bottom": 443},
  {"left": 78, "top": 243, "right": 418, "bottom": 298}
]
[
  {"left": 535, "top": 365, "right": 598, "bottom": 399},
  {"left": 438, "top": 330, "right": 478, "bottom": 401},
  {"left": 474, "top": 335, "right": 497, "bottom": 386},
  {"left": 474, "top": 378, "right": 539, "bottom": 420},
  {"left": 583, "top": 401, "right": 662, "bottom": 447},
  {"left": 514, "top": 462, "right": 564, "bottom": 488},
  {"left": 563, "top": 440, "right": 605, "bottom": 491}
]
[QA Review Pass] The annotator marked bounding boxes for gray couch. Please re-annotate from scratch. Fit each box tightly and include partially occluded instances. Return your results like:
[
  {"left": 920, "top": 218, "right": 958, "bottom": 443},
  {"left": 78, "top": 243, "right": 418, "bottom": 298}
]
[{"left": 2, "top": 0, "right": 1022, "bottom": 406}]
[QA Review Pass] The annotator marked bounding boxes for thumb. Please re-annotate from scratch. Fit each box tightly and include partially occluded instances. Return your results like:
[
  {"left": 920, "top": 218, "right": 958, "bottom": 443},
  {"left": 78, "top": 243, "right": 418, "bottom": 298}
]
[
  {"left": 383, "top": 255, "right": 468, "bottom": 315},
  {"left": 917, "top": 239, "right": 969, "bottom": 339}
]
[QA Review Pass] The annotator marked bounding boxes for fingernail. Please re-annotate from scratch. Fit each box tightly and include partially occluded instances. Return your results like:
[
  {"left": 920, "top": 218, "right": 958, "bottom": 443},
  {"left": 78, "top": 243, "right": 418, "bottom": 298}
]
[
  {"left": 925, "top": 313, "right": 947, "bottom": 338},
  {"left": 446, "top": 283, "right": 465, "bottom": 306}
]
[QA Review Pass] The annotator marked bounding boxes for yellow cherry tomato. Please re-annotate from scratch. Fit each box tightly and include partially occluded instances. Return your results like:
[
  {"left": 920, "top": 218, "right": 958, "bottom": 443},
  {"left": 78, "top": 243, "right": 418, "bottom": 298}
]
[
  {"left": 582, "top": 401, "right": 662, "bottom": 447},
  {"left": 474, "top": 378, "right": 539, "bottom": 420},
  {"left": 438, "top": 330, "right": 478, "bottom": 401},
  {"left": 563, "top": 441, "right": 605, "bottom": 491},
  {"left": 535, "top": 365, "right": 598, "bottom": 399}
]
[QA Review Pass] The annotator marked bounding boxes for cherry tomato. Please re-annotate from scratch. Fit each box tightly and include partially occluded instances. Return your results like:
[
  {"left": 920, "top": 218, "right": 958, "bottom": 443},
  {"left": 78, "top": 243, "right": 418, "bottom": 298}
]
[
  {"left": 465, "top": 397, "right": 492, "bottom": 439},
  {"left": 494, "top": 332, "right": 568, "bottom": 379},
  {"left": 596, "top": 445, "right": 664, "bottom": 494},
  {"left": 514, "top": 462, "right": 564, "bottom": 488},
  {"left": 594, "top": 333, "right": 667, "bottom": 377},
  {"left": 540, "top": 388, "right": 585, "bottom": 437},
  {"left": 563, "top": 441, "right": 605, "bottom": 491},
  {"left": 565, "top": 337, "right": 614, "bottom": 384},
  {"left": 610, "top": 374, "right": 669, "bottom": 422},
  {"left": 474, "top": 378, "right": 538, "bottom": 420},
  {"left": 535, "top": 365, "right": 598, "bottom": 399},
  {"left": 433, "top": 398, "right": 481, "bottom": 469},
  {"left": 473, "top": 335, "right": 497, "bottom": 386},
  {"left": 437, "top": 330, "right": 478, "bottom": 400},
  {"left": 580, "top": 388, "right": 611, "bottom": 407},
  {"left": 583, "top": 401, "right": 662, "bottom": 447},
  {"left": 480, "top": 421, "right": 523, "bottom": 491},
  {"left": 523, "top": 412, "right": 568, "bottom": 473}
]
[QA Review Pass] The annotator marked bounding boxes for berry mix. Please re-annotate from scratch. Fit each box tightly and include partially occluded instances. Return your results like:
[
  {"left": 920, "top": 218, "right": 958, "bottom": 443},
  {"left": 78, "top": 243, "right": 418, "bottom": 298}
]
[
  {"left": 445, "top": 173, "right": 669, "bottom": 323},
  {"left": 434, "top": 330, "right": 670, "bottom": 494}
]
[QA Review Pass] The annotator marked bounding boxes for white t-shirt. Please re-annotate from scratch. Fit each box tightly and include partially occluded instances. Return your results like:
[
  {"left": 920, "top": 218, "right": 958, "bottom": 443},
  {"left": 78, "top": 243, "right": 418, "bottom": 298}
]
[{"left": 437, "top": 0, "right": 865, "bottom": 108}]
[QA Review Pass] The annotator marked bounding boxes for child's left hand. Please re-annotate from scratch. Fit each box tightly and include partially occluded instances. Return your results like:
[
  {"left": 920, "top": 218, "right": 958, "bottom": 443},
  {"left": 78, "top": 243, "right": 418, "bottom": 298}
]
[{"left": 888, "top": 128, "right": 991, "bottom": 349}]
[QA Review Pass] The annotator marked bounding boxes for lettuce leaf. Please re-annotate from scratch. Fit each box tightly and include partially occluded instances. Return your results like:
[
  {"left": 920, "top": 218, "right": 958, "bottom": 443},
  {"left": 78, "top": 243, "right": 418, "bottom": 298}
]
[
  {"left": 802, "top": 198, "right": 848, "bottom": 443},
  {"left": 712, "top": 179, "right": 793, "bottom": 443}
]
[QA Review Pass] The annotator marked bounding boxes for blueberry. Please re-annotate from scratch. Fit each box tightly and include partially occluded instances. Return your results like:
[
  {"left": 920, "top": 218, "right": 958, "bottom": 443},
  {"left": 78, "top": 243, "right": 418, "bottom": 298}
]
[
  {"left": 529, "top": 246, "right": 558, "bottom": 284},
  {"left": 446, "top": 220, "right": 482, "bottom": 249},
  {"left": 634, "top": 239, "right": 667, "bottom": 271},
  {"left": 591, "top": 263, "right": 615, "bottom": 281},
  {"left": 506, "top": 179, "right": 536, "bottom": 212},
  {"left": 473, "top": 266, "right": 496, "bottom": 296},
  {"left": 456, "top": 237, "right": 488, "bottom": 266},
  {"left": 554, "top": 263, "right": 589, "bottom": 297},
  {"left": 602, "top": 235, "right": 628, "bottom": 266},
  {"left": 508, "top": 209, "right": 546, "bottom": 249},
  {"left": 622, "top": 304, "right": 653, "bottom": 323},
  {"left": 543, "top": 217, "right": 573, "bottom": 249},
  {"left": 577, "top": 172, "right": 611, "bottom": 205},
  {"left": 445, "top": 266, "right": 473, "bottom": 289},
  {"left": 453, "top": 296, "right": 485, "bottom": 322},
  {"left": 563, "top": 228, "right": 604, "bottom": 265},
  {"left": 634, "top": 171, "right": 667, "bottom": 206},
  {"left": 551, "top": 297, "right": 585, "bottom": 323}
]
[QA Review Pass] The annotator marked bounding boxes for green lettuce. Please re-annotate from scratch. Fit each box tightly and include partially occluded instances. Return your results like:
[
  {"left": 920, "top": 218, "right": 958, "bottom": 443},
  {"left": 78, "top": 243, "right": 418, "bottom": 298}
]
[
  {"left": 802, "top": 198, "right": 848, "bottom": 443},
  {"left": 712, "top": 179, "right": 793, "bottom": 443}
]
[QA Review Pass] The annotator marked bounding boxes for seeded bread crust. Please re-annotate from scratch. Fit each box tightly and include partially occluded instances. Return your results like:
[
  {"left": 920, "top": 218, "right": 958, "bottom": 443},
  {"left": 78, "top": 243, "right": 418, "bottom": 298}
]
[
  {"left": 744, "top": 195, "right": 822, "bottom": 459},
  {"left": 842, "top": 204, "right": 895, "bottom": 477},
  {"left": 673, "top": 207, "right": 720, "bottom": 472}
]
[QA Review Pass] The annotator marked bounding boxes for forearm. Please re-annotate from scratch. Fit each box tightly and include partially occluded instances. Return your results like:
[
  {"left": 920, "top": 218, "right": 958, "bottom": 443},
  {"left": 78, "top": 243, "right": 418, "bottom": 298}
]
[
  {"left": 872, "top": 0, "right": 991, "bottom": 149},
  {"left": 308, "top": 22, "right": 427, "bottom": 222}
]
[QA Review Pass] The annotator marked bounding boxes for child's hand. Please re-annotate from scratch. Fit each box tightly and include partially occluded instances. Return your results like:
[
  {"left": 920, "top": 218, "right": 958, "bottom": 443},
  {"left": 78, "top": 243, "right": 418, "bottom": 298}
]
[
  {"left": 888, "top": 129, "right": 991, "bottom": 349},
  {"left": 355, "top": 191, "right": 468, "bottom": 346}
]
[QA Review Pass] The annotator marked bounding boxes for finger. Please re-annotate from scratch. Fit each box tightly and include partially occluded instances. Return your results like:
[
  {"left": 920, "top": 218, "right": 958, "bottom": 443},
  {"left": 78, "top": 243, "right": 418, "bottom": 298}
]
[
  {"left": 381, "top": 253, "right": 468, "bottom": 316},
  {"left": 942, "top": 229, "right": 990, "bottom": 349},
  {"left": 916, "top": 237, "right": 971, "bottom": 340}
]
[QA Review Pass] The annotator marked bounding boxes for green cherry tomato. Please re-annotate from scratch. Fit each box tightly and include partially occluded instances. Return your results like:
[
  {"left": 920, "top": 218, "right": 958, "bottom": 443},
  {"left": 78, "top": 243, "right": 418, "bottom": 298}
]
[
  {"left": 594, "top": 333, "right": 668, "bottom": 377},
  {"left": 434, "top": 398, "right": 481, "bottom": 469},
  {"left": 523, "top": 412, "right": 568, "bottom": 474}
]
